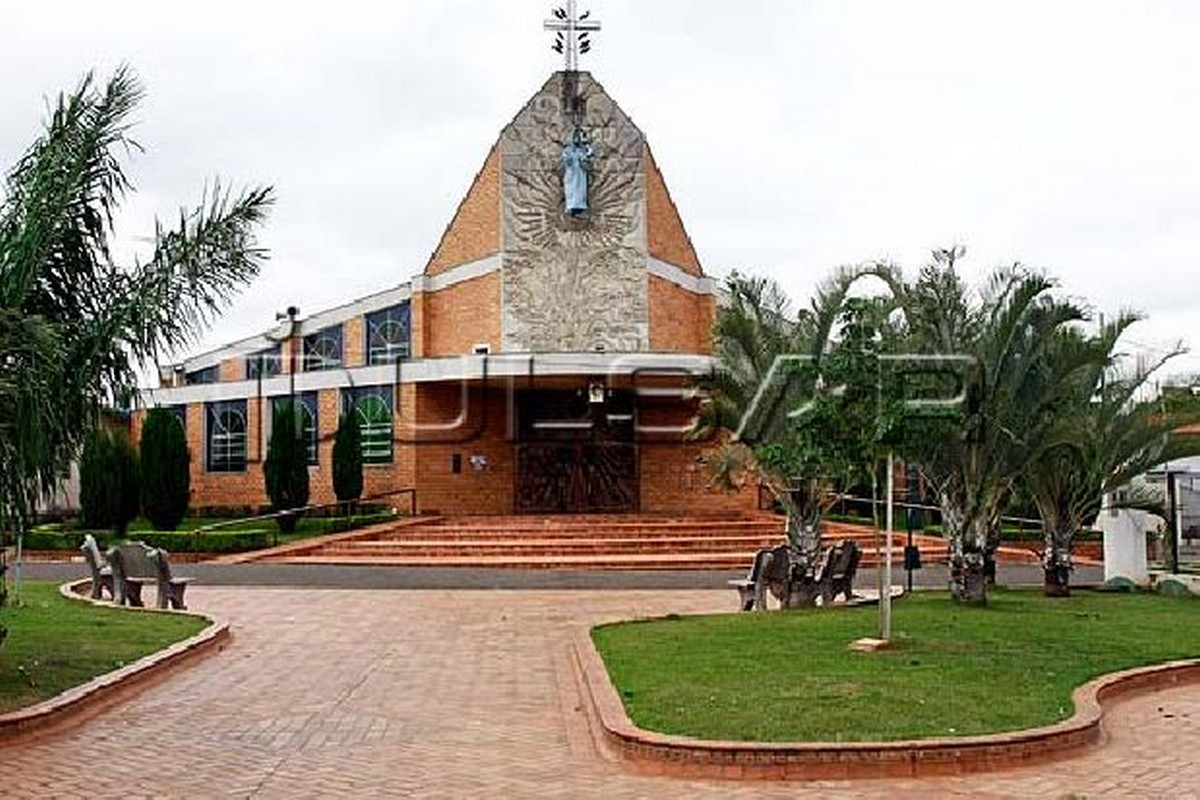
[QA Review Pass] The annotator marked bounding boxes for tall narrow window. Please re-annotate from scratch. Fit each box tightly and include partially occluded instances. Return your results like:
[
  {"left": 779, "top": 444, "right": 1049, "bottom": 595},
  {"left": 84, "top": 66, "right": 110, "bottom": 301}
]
[
  {"left": 270, "top": 392, "right": 319, "bottom": 466},
  {"left": 342, "top": 386, "right": 394, "bottom": 464},
  {"left": 366, "top": 303, "right": 411, "bottom": 365},
  {"left": 246, "top": 344, "right": 282, "bottom": 380},
  {"left": 303, "top": 326, "right": 343, "bottom": 372},
  {"left": 205, "top": 400, "right": 247, "bottom": 472}
]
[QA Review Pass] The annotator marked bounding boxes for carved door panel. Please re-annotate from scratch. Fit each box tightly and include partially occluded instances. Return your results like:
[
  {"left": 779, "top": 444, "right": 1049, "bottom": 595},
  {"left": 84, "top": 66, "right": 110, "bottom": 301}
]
[{"left": 515, "top": 390, "right": 637, "bottom": 514}]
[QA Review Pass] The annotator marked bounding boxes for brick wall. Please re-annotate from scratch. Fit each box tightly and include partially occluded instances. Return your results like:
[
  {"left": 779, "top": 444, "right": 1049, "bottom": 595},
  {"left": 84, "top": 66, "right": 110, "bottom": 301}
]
[
  {"left": 639, "top": 440, "right": 759, "bottom": 514},
  {"left": 418, "top": 272, "right": 502, "bottom": 358},
  {"left": 410, "top": 383, "right": 514, "bottom": 514},
  {"left": 218, "top": 357, "right": 243, "bottom": 383},
  {"left": 648, "top": 274, "right": 714, "bottom": 354},
  {"left": 343, "top": 317, "right": 365, "bottom": 368},
  {"left": 425, "top": 144, "right": 501, "bottom": 276},
  {"left": 644, "top": 148, "right": 702, "bottom": 276}
]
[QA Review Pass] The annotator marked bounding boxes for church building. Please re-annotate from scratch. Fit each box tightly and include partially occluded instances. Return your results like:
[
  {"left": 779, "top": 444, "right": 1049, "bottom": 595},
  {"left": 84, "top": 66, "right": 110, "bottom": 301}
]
[{"left": 135, "top": 28, "right": 758, "bottom": 518}]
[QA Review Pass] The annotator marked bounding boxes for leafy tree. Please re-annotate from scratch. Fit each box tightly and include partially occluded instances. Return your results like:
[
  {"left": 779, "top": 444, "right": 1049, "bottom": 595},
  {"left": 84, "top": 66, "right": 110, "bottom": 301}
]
[
  {"left": 1024, "top": 326, "right": 1200, "bottom": 596},
  {"left": 79, "top": 426, "right": 140, "bottom": 534},
  {"left": 264, "top": 401, "right": 310, "bottom": 533},
  {"left": 872, "top": 248, "right": 1095, "bottom": 605},
  {"left": 0, "top": 67, "right": 271, "bottom": 564},
  {"left": 699, "top": 269, "right": 885, "bottom": 564},
  {"left": 332, "top": 412, "right": 364, "bottom": 513},
  {"left": 139, "top": 408, "right": 190, "bottom": 530}
]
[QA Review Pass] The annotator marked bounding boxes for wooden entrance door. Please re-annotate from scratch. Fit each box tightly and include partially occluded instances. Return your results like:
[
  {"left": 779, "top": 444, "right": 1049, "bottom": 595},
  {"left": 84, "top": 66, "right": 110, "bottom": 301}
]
[{"left": 515, "top": 389, "right": 637, "bottom": 513}]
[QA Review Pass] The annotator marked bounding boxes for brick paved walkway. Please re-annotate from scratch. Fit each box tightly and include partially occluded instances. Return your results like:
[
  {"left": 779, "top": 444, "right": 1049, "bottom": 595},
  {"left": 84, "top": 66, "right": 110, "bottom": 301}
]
[{"left": 0, "top": 588, "right": 1196, "bottom": 798}]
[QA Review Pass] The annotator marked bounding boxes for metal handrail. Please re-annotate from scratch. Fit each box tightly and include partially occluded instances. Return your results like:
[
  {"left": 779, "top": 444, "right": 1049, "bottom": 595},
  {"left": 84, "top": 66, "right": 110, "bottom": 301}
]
[{"left": 190, "top": 486, "right": 417, "bottom": 550}]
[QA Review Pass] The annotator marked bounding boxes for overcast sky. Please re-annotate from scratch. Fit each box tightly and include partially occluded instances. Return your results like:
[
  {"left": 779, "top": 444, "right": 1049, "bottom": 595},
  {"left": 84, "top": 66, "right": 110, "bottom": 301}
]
[{"left": 4, "top": 1, "right": 1199, "bottom": 380}]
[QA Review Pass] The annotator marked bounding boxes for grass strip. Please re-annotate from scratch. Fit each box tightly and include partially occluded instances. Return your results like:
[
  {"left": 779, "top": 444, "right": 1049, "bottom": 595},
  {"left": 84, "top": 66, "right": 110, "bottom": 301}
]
[
  {"left": 591, "top": 589, "right": 1199, "bottom": 742},
  {"left": 0, "top": 582, "right": 207, "bottom": 713}
]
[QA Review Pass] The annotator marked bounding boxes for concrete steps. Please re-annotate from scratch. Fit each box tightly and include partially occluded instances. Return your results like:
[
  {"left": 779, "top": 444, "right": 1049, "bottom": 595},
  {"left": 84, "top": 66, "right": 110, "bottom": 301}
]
[{"left": 247, "top": 513, "right": 985, "bottom": 570}]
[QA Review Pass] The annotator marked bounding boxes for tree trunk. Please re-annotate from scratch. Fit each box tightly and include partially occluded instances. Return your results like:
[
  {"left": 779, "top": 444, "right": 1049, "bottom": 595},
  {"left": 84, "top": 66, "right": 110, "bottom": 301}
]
[
  {"left": 1042, "top": 520, "right": 1074, "bottom": 598},
  {"left": 950, "top": 557, "right": 988, "bottom": 604},
  {"left": 784, "top": 485, "right": 822, "bottom": 557},
  {"left": 943, "top": 495, "right": 990, "bottom": 606},
  {"left": 1043, "top": 564, "right": 1071, "bottom": 597}
]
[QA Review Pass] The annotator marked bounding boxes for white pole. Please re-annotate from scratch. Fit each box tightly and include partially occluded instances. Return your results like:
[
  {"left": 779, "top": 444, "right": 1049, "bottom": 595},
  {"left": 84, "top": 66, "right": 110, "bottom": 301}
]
[{"left": 882, "top": 451, "right": 894, "bottom": 641}]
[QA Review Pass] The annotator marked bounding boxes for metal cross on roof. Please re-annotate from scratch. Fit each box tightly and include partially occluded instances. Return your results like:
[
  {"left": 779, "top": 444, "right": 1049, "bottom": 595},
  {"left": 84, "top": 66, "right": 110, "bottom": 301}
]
[{"left": 544, "top": 1, "right": 601, "bottom": 73}]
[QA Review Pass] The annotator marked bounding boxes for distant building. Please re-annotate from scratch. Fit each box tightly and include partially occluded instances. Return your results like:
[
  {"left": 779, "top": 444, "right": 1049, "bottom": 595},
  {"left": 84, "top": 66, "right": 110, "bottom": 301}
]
[{"left": 135, "top": 71, "right": 757, "bottom": 517}]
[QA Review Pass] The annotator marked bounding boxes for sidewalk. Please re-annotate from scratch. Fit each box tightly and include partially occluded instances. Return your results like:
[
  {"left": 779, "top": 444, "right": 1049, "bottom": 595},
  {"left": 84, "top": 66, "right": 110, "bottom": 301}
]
[{"left": 0, "top": 587, "right": 1195, "bottom": 798}]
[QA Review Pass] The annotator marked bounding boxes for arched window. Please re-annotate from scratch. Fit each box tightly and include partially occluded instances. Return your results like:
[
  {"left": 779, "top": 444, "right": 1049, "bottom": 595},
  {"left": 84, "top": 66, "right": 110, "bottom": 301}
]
[
  {"left": 366, "top": 303, "right": 411, "bottom": 365},
  {"left": 342, "top": 386, "right": 394, "bottom": 464},
  {"left": 303, "top": 326, "right": 343, "bottom": 372},
  {"left": 206, "top": 400, "right": 247, "bottom": 472}
]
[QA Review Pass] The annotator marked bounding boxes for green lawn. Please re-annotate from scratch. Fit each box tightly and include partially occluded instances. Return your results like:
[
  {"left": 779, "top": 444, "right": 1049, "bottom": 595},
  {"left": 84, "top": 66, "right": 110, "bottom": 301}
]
[
  {"left": 0, "top": 582, "right": 207, "bottom": 713},
  {"left": 591, "top": 589, "right": 1200, "bottom": 743}
]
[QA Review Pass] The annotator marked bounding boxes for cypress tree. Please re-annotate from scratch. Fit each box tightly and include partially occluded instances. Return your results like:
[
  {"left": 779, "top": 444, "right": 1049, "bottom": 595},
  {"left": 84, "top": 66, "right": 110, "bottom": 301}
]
[
  {"left": 332, "top": 412, "right": 363, "bottom": 514},
  {"left": 80, "top": 427, "right": 140, "bottom": 534},
  {"left": 78, "top": 428, "right": 112, "bottom": 530},
  {"left": 264, "top": 401, "right": 310, "bottom": 533},
  {"left": 139, "top": 408, "right": 190, "bottom": 531}
]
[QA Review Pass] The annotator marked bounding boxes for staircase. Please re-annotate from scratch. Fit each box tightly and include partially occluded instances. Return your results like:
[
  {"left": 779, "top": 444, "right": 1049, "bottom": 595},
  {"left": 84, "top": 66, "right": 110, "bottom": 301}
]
[{"left": 243, "top": 514, "right": 1000, "bottom": 570}]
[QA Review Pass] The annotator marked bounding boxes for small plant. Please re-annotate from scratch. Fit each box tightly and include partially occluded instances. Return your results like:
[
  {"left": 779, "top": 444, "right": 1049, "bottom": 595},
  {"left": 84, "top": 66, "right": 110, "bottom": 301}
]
[
  {"left": 264, "top": 401, "right": 310, "bottom": 533},
  {"left": 332, "top": 412, "right": 363, "bottom": 514},
  {"left": 139, "top": 408, "right": 191, "bottom": 531}
]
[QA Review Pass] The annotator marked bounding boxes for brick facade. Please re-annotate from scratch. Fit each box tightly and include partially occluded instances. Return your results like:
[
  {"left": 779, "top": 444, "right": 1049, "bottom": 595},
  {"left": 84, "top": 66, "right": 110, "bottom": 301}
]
[
  {"left": 648, "top": 274, "right": 714, "bottom": 354},
  {"left": 134, "top": 71, "right": 755, "bottom": 517},
  {"left": 644, "top": 148, "right": 702, "bottom": 275},
  {"left": 415, "top": 272, "right": 502, "bottom": 358},
  {"left": 424, "top": 145, "right": 501, "bottom": 276}
]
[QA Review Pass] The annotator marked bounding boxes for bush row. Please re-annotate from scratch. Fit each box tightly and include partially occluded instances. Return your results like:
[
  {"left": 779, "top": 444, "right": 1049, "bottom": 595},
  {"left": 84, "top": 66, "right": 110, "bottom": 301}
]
[{"left": 23, "top": 528, "right": 270, "bottom": 553}]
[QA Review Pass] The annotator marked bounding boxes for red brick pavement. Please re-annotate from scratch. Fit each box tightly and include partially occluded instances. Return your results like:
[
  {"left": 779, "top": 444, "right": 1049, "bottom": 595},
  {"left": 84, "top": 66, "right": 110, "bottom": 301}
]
[{"left": 0, "top": 588, "right": 1196, "bottom": 798}]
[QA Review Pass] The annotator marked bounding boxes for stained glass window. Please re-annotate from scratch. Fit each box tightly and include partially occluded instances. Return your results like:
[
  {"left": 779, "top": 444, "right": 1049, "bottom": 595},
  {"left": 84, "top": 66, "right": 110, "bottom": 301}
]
[
  {"left": 205, "top": 400, "right": 247, "bottom": 472},
  {"left": 366, "top": 303, "right": 411, "bottom": 365},
  {"left": 342, "top": 386, "right": 394, "bottom": 464},
  {"left": 270, "top": 392, "right": 319, "bottom": 466},
  {"left": 247, "top": 344, "right": 282, "bottom": 380},
  {"left": 303, "top": 326, "right": 343, "bottom": 372}
]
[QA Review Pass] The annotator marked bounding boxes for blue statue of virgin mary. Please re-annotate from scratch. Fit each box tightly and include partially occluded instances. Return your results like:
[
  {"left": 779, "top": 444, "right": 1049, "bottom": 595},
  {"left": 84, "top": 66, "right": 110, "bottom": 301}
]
[{"left": 561, "top": 128, "right": 593, "bottom": 217}]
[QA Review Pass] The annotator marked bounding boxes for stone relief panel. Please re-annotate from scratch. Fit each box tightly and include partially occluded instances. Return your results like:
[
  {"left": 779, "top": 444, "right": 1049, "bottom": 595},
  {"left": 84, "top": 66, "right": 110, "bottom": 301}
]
[{"left": 501, "top": 73, "right": 649, "bottom": 353}]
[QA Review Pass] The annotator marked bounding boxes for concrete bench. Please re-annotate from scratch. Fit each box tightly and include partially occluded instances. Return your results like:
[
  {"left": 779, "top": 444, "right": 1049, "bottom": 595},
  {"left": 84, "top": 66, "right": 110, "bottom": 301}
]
[
  {"left": 106, "top": 542, "right": 193, "bottom": 610},
  {"left": 80, "top": 533, "right": 113, "bottom": 600},
  {"left": 731, "top": 540, "right": 862, "bottom": 610}
]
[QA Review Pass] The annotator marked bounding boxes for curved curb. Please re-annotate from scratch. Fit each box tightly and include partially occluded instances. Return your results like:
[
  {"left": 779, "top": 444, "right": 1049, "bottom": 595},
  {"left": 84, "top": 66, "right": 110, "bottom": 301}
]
[
  {"left": 573, "top": 629, "right": 1200, "bottom": 780},
  {"left": 0, "top": 580, "right": 230, "bottom": 743}
]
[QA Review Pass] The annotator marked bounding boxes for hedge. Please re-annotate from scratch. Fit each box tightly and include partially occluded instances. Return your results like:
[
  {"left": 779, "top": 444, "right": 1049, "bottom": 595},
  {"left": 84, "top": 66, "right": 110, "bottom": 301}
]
[{"left": 23, "top": 527, "right": 270, "bottom": 554}]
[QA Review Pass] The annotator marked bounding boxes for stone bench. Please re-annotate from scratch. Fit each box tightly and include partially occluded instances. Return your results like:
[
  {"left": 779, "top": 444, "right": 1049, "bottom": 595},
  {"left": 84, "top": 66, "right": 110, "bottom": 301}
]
[
  {"left": 80, "top": 533, "right": 113, "bottom": 600},
  {"left": 106, "top": 541, "right": 193, "bottom": 610},
  {"left": 731, "top": 540, "right": 862, "bottom": 610}
]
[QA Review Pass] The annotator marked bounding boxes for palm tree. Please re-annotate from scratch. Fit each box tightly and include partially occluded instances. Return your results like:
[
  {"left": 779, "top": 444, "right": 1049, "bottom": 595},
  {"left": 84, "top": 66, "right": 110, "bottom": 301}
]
[
  {"left": 698, "top": 267, "right": 882, "bottom": 564},
  {"left": 0, "top": 67, "right": 273, "bottom": 553},
  {"left": 1024, "top": 323, "right": 1200, "bottom": 596},
  {"left": 874, "top": 248, "right": 1094, "bottom": 605}
]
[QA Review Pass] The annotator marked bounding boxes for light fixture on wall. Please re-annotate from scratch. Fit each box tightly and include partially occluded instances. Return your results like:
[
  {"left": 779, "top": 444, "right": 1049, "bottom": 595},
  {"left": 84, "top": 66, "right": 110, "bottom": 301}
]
[{"left": 588, "top": 380, "right": 605, "bottom": 404}]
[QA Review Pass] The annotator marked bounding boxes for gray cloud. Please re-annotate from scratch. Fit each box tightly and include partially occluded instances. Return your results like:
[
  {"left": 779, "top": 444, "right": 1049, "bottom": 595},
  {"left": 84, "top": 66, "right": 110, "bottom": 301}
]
[{"left": 4, "top": 0, "right": 1199, "bottom": 377}]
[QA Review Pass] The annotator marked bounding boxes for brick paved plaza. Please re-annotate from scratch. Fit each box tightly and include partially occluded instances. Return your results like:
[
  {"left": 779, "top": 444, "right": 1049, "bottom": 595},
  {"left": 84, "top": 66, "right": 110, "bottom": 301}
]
[{"left": 0, "top": 587, "right": 1197, "bottom": 798}]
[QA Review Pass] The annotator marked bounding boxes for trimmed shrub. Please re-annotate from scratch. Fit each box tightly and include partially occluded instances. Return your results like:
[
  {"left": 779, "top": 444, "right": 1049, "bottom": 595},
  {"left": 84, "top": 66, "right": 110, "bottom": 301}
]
[
  {"left": 79, "top": 427, "right": 140, "bottom": 534},
  {"left": 264, "top": 401, "right": 310, "bottom": 534},
  {"left": 22, "top": 527, "right": 270, "bottom": 554},
  {"left": 139, "top": 408, "right": 191, "bottom": 531},
  {"left": 332, "top": 412, "right": 363, "bottom": 510}
]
